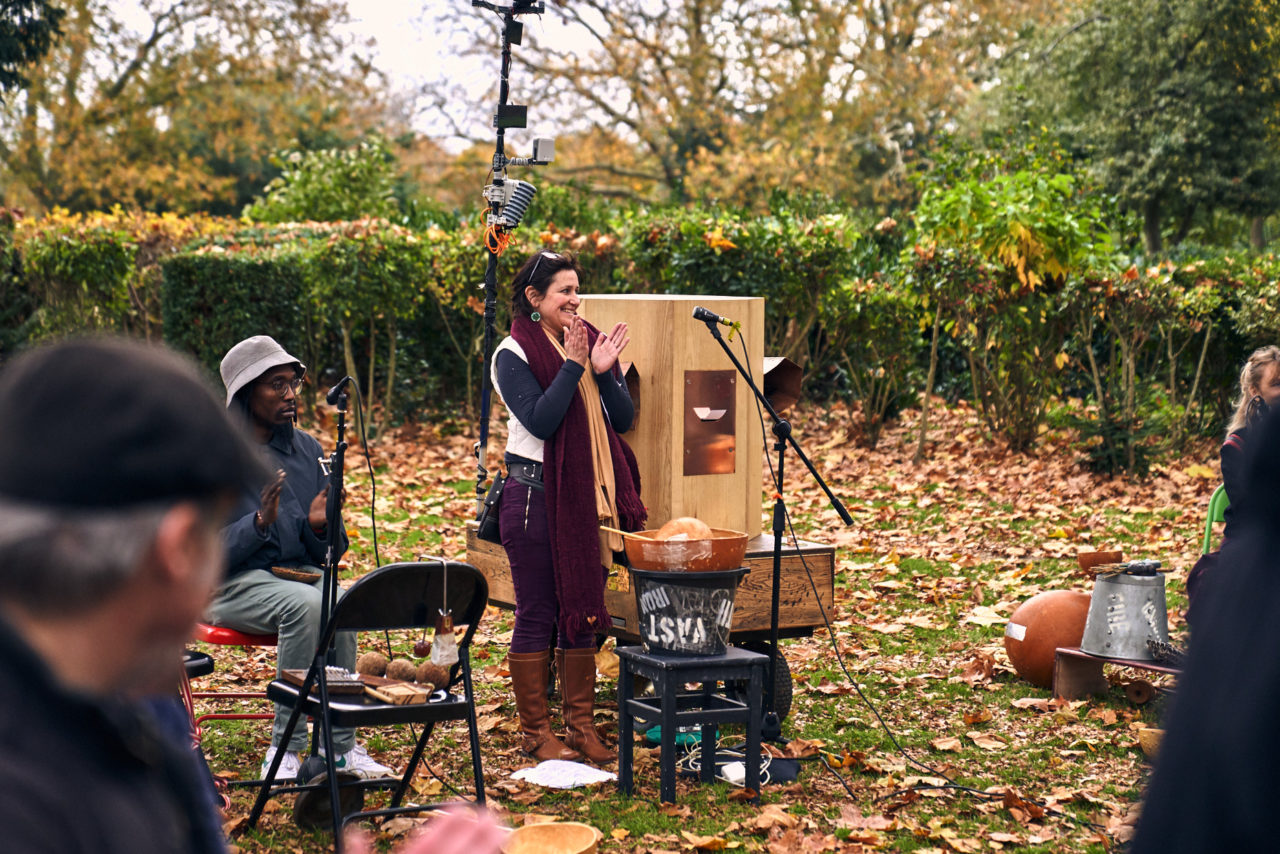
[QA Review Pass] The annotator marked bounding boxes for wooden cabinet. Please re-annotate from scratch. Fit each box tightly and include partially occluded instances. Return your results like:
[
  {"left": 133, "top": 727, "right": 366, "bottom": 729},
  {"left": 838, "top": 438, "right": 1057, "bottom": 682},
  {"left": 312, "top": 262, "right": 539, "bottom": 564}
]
[{"left": 580, "top": 294, "right": 765, "bottom": 536}]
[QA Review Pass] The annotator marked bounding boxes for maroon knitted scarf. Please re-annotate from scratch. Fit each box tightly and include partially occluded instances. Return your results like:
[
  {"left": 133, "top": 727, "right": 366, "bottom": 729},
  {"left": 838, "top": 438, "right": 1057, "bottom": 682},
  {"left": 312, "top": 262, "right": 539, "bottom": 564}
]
[{"left": 510, "top": 315, "right": 647, "bottom": 636}]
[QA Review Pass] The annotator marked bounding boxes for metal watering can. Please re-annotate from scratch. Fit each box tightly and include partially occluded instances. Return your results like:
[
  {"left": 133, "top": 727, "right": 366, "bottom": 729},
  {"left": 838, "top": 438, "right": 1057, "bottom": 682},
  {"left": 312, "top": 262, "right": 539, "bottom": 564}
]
[{"left": 1080, "top": 560, "right": 1169, "bottom": 660}]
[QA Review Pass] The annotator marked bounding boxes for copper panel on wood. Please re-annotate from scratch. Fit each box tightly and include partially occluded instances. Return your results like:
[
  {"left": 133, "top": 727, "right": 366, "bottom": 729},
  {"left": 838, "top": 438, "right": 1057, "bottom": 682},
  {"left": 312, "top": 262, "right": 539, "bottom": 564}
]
[{"left": 683, "top": 369, "right": 736, "bottom": 475}]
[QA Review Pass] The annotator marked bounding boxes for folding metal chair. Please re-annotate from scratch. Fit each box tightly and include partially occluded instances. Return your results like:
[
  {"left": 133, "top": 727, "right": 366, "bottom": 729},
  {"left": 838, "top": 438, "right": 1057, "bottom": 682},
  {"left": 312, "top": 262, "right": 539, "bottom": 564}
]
[{"left": 246, "top": 560, "right": 488, "bottom": 848}]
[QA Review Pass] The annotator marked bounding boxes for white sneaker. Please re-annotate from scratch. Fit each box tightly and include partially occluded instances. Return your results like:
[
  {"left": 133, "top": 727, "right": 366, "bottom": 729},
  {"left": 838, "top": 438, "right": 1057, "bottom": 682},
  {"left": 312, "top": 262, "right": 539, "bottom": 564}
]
[
  {"left": 261, "top": 745, "right": 303, "bottom": 781},
  {"left": 331, "top": 743, "right": 395, "bottom": 779}
]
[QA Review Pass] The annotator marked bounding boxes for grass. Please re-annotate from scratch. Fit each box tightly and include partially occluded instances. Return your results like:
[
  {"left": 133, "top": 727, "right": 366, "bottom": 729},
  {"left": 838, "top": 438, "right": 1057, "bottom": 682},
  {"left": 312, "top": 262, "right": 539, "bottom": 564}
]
[{"left": 192, "top": 398, "right": 1214, "bottom": 852}]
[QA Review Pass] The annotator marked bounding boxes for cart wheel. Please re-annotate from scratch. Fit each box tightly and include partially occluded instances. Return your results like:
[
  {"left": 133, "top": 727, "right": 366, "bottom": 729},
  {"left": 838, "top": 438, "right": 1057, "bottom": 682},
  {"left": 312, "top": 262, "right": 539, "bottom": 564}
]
[
  {"left": 732, "top": 642, "right": 793, "bottom": 721},
  {"left": 1125, "top": 679, "right": 1155, "bottom": 705}
]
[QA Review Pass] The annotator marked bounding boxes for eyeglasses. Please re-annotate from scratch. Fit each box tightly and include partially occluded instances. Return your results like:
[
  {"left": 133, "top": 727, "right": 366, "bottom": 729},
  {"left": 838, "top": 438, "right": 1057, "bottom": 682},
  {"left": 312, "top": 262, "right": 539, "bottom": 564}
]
[
  {"left": 528, "top": 250, "right": 561, "bottom": 281},
  {"left": 262, "top": 375, "right": 303, "bottom": 396}
]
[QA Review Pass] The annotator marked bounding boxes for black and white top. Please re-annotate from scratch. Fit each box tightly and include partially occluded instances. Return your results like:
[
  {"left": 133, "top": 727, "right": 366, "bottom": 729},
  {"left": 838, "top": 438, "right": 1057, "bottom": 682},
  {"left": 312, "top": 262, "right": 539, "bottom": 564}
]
[{"left": 490, "top": 336, "right": 634, "bottom": 464}]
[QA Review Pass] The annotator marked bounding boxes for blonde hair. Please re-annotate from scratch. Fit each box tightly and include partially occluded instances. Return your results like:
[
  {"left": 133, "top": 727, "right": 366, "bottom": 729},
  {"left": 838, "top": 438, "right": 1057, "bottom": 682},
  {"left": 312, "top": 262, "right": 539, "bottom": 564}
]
[{"left": 1228, "top": 345, "right": 1280, "bottom": 434}]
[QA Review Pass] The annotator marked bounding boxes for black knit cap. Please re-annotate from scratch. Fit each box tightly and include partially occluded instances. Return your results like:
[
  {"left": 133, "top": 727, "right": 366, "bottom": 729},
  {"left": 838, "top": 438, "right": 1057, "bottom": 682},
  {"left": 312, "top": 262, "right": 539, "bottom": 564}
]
[{"left": 0, "top": 337, "right": 268, "bottom": 508}]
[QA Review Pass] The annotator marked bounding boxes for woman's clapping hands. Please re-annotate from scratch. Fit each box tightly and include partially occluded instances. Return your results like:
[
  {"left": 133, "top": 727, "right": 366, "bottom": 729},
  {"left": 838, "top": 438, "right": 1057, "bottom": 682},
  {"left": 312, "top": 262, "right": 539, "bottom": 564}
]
[{"left": 590, "top": 321, "right": 630, "bottom": 374}]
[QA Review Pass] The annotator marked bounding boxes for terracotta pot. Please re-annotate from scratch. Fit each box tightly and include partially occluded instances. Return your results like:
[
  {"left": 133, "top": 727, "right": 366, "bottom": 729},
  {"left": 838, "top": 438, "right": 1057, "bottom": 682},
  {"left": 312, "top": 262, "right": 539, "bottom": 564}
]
[
  {"left": 1004, "top": 589, "right": 1092, "bottom": 689},
  {"left": 1077, "top": 550, "right": 1123, "bottom": 573}
]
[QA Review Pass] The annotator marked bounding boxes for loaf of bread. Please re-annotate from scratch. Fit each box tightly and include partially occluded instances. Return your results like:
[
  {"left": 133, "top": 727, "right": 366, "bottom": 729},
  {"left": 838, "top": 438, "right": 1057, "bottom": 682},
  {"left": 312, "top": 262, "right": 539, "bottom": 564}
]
[{"left": 655, "top": 516, "right": 713, "bottom": 541}]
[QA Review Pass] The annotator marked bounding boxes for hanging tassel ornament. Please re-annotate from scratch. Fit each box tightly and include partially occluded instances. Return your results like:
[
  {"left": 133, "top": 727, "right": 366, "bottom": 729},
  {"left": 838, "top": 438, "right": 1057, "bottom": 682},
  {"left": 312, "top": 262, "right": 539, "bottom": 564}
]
[
  {"left": 430, "top": 565, "right": 459, "bottom": 666},
  {"left": 431, "top": 609, "right": 459, "bottom": 666}
]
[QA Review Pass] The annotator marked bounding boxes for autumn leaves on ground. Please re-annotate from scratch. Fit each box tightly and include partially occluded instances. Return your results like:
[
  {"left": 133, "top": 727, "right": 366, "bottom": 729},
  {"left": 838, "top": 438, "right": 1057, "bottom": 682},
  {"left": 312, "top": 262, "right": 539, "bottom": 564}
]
[{"left": 201, "top": 399, "right": 1214, "bottom": 853}]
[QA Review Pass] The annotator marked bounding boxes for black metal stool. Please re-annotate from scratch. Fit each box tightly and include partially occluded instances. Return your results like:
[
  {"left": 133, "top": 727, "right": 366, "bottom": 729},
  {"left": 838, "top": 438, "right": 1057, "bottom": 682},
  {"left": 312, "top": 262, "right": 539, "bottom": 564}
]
[{"left": 617, "top": 645, "right": 766, "bottom": 804}]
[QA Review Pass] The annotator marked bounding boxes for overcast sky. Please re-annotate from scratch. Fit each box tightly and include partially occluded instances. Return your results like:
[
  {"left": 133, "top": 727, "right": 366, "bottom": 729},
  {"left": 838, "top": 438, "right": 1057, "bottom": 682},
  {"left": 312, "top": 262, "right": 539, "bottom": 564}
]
[
  {"left": 339, "top": 2, "right": 586, "bottom": 148},
  {"left": 111, "top": 1, "right": 580, "bottom": 148}
]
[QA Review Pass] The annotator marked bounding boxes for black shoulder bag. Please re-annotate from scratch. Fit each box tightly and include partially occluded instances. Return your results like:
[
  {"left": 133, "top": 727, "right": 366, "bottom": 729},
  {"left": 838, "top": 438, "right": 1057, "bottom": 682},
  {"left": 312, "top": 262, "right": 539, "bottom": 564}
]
[{"left": 476, "top": 471, "right": 506, "bottom": 544}]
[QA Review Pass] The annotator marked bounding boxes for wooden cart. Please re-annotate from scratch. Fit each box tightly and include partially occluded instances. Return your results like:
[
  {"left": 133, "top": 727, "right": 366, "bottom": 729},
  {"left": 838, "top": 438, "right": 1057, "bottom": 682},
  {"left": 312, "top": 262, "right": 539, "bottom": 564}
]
[{"left": 465, "top": 523, "right": 835, "bottom": 718}]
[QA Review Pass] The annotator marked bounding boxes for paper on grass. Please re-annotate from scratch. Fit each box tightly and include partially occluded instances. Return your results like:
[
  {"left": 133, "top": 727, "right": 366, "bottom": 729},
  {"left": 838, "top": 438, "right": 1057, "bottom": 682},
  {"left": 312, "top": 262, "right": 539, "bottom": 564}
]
[{"left": 511, "top": 760, "right": 618, "bottom": 789}]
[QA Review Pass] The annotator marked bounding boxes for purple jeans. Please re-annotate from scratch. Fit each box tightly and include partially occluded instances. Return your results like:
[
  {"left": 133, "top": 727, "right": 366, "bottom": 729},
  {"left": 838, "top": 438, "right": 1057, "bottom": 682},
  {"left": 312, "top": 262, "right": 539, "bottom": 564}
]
[{"left": 499, "top": 477, "right": 596, "bottom": 652}]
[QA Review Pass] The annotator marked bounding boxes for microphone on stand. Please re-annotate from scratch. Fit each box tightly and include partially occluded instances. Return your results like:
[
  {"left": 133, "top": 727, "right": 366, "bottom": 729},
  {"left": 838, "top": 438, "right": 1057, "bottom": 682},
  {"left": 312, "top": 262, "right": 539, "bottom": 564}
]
[
  {"left": 326, "top": 376, "right": 353, "bottom": 405},
  {"left": 692, "top": 306, "right": 736, "bottom": 327}
]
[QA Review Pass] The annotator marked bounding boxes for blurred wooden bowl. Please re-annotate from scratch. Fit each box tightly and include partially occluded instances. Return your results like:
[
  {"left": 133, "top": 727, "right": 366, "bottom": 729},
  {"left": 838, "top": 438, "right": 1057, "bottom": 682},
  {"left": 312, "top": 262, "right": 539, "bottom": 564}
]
[
  {"left": 1138, "top": 727, "right": 1164, "bottom": 760},
  {"left": 502, "top": 822, "right": 601, "bottom": 854},
  {"left": 271, "top": 565, "right": 322, "bottom": 583},
  {"left": 623, "top": 527, "right": 748, "bottom": 572}
]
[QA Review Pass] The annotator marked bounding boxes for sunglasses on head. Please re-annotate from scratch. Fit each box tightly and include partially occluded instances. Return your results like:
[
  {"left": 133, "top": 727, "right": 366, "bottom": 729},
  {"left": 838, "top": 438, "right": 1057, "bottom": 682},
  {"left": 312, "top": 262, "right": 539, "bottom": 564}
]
[{"left": 528, "top": 250, "right": 561, "bottom": 281}]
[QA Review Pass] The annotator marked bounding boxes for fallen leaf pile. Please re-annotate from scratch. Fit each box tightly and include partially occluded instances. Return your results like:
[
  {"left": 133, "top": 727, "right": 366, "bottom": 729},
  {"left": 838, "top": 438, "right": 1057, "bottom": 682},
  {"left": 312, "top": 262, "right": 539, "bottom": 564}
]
[{"left": 197, "top": 396, "right": 1213, "bottom": 852}]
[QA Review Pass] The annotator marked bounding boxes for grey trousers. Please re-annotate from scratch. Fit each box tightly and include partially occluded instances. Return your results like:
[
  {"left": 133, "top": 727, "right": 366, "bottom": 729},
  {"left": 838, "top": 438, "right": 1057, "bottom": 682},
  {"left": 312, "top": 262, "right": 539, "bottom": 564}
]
[{"left": 204, "top": 568, "right": 357, "bottom": 753}]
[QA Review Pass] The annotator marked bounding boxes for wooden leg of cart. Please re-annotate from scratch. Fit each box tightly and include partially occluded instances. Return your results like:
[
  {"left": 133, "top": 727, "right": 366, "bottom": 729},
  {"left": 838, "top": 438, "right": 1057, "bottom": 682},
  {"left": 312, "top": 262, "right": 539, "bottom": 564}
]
[{"left": 1053, "top": 647, "right": 1109, "bottom": 700}]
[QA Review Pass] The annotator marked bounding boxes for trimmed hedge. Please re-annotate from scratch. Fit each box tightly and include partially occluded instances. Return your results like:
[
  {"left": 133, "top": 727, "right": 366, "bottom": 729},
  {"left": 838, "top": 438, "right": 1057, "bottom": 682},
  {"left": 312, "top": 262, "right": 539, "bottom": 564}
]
[
  {"left": 5, "top": 205, "right": 1280, "bottom": 469},
  {"left": 0, "top": 208, "right": 34, "bottom": 358},
  {"left": 161, "top": 249, "right": 310, "bottom": 379}
]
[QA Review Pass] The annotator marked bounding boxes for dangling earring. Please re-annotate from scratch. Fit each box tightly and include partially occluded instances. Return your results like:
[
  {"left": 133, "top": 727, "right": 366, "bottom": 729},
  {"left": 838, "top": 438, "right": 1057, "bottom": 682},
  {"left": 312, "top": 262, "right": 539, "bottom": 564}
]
[
  {"left": 1249, "top": 394, "right": 1269, "bottom": 424},
  {"left": 530, "top": 310, "right": 541, "bottom": 322}
]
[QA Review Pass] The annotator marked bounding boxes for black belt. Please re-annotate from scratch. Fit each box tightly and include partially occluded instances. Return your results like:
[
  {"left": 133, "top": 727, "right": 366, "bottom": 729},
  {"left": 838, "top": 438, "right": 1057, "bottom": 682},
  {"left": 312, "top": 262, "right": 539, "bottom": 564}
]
[{"left": 507, "top": 462, "right": 543, "bottom": 486}]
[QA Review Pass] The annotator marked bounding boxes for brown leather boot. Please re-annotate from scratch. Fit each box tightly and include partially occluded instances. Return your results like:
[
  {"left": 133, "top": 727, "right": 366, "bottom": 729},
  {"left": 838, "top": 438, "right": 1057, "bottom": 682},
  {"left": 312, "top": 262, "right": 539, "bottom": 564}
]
[
  {"left": 558, "top": 647, "right": 615, "bottom": 764},
  {"left": 508, "top": 650, "right": 582, "bottom": 762}
]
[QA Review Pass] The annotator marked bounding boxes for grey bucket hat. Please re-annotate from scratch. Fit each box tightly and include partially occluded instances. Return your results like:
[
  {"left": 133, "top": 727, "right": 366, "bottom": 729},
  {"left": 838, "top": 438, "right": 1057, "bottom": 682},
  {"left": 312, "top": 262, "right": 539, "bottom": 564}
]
[{"left": 219, "top": 335, "right": 306, "bottom": 407}]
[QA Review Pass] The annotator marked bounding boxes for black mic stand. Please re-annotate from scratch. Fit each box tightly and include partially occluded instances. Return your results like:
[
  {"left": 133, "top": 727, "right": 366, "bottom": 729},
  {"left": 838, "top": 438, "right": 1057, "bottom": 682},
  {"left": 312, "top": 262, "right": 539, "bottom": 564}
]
[
  {"left": 322, "top": 388, "right": 349, "bottom": 637},
  {"left": 297, "top": 387, "right": 350, "bottom": 783},
  {"left": 696, "top": 315, "right": 853, "bottom": 741},
  {"left": 473, "top": 0, "right": 545, "bottom": 513}
]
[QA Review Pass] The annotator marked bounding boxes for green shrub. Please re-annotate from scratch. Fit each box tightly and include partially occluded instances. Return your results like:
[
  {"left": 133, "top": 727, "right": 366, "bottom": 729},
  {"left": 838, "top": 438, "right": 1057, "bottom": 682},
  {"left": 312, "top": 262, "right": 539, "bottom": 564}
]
[
  {"left": 11, "top": 209, "right": 228, "bottom": 345},
  {"left": 161, "top": 247, "right": 309, "bottom": 378},
  {"left": 1, "top": 189, "right": 1276, "bottom": 468},
  {"left": 524, "top": 183, "right": 620, "bottom": 236},
  {"left": 244, "top": 135, "right": 400, "bottom": 223},
  {"left": 620, "top": 206, "right": 863, "bottom": 369},
  {"left": 302, "top": 220, "right": 436, "bottom": 430},
  {"left": 818, "top": 276, "right": 922, "bottom": 448},
  {"left": 0, "top": 208, "right": 34, "bottom": 358},
  {"left": 19, "top": 215, "right": 137, "bottom": 335},
  {"left": 913, "top": 170, "right": 1109, "bottom": 450}
]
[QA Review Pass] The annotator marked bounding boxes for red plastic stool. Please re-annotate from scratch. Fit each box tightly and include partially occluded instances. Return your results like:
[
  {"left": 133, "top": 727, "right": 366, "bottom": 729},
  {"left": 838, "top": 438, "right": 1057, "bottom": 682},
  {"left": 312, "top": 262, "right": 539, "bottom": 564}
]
[{"left": 181, "top": 623, "right": 278, "bottom": 742}]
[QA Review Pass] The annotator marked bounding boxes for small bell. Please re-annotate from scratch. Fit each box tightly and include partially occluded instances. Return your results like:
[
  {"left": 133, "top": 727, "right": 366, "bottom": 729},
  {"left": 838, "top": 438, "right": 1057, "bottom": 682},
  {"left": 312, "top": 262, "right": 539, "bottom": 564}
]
[{"left": 430, "top": 609, "right": 458, "bottom": 666}]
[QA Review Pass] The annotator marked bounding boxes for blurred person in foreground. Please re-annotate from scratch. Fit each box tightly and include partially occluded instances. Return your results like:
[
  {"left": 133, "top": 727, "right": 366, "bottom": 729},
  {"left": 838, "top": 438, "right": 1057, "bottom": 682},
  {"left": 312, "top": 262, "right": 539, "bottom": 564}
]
[
  {"left": 1131, "top": 403, "right": 1280, "bottom": 852},
  {"left": 344, "top": 805, "right": 508, "bottom": 854},
  {"left": 0, "top": 337, "right": 264, "bottom": 854}
]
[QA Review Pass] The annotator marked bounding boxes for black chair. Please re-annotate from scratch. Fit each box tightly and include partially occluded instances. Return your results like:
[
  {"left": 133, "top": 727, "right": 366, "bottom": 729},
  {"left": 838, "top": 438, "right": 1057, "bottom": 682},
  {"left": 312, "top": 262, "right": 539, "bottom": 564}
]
[{"left": 246, "top": 560, "right": 488, "bottom": 847}]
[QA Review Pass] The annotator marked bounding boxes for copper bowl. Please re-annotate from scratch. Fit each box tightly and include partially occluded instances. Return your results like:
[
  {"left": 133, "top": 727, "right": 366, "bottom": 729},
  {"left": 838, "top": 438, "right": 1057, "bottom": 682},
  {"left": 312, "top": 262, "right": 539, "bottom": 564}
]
[{"left": 623, "top": 527, "right": 748, "bottom": 572}]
